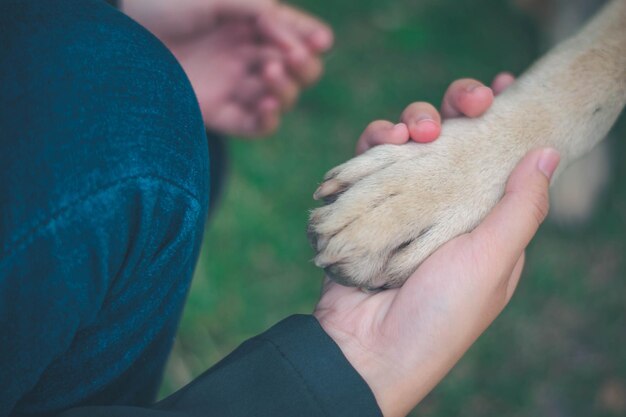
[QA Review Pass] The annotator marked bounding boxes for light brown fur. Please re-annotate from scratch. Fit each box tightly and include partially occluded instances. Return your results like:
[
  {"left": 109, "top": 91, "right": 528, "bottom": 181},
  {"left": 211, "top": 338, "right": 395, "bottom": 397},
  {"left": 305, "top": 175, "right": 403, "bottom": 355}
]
[{"left": 309, "top": 0, "right": 626, "bottom": 289}]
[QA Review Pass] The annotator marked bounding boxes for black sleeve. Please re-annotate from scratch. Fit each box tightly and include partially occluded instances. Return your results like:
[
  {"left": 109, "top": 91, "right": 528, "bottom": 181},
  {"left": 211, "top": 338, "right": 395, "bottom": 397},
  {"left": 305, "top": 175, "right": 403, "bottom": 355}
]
[
  {"left": 59, "top": 315, "right": 383, "bottom": 417},
  {"left": 105, "top": 0, "right": 119, "bottom": 8}
]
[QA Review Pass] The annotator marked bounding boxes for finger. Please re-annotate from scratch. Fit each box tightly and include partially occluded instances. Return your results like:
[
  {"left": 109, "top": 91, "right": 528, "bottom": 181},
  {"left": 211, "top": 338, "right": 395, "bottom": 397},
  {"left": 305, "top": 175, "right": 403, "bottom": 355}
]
[
  {"left": 212, "top": 19, "right": 257, "bottom": 44},
  {"left": 242, "top": 45, "right": 282, "bottom": 75},
  {"left": 263, "top": 61, "right": 300, "bottom": 109},
  {"left": 256, "top": 96, "right": 281, "bottom": 136},
  {"left": 470, "top": 148, "right": 560, "bottom": 271},
  {"left": 213, "top": 0, "right": 273, "bottom": 18},
  {"left": 256, "top": 12, "right": 324, "bottom": 85},
  {"left": 231, "top": 76, "right": 268, "bottom": 108},
  {"left": 491, "top": 72, "right": 516, "bottom": 95},
  {"left": 441, "top": 79, "right": 494, "bottom": 119},
  {"left": 276, "top": 4, "right": 334, "bottom": 52},
  {"left": 256, "top": 12, "right": 309, "bottom": 63},
  {"left": 208, "top": 102, "right": 260, "bottom": 137},
  {"left": 291, "top": 55, "right": 324, "bottom": 86},
  {"left": 400, "top": 102, "right": 442, "bottom": 143},
  {"left": 356, "top": 120, "right": 410, "bottom": 155}
]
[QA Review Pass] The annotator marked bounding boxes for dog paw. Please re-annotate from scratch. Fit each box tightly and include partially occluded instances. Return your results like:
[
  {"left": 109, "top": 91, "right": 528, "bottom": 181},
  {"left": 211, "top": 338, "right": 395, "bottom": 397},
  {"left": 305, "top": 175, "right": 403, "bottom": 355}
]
[{"left": 308, "top": 122, "right": 513, "bottom": 289}]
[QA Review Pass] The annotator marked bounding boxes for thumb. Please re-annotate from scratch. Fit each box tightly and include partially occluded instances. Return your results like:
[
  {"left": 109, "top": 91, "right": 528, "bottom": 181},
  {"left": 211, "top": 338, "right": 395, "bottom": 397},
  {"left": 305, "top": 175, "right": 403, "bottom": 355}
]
[{"left": 470, "top": 148, "right": 560, "bottom": 268}]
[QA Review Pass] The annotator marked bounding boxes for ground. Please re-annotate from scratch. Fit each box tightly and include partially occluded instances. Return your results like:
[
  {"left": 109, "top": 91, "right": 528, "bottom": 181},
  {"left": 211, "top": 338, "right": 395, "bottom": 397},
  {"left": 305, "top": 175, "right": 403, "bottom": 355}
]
[{"left": 161, "top": 0, "right": 626, "bottom": 415}]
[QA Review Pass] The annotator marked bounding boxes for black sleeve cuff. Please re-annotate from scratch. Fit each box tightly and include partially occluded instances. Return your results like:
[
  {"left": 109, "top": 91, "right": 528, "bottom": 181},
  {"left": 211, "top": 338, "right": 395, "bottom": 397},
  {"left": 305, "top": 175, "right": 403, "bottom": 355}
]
[
  {"left": 256, "top": 314, "right": 383, "bottom": 417},
  {"left": 156, "top": 314, "right": 383, "bottom": 417},
  {"left": 60, "top": 315, "right": 383, "bottom": 417}
]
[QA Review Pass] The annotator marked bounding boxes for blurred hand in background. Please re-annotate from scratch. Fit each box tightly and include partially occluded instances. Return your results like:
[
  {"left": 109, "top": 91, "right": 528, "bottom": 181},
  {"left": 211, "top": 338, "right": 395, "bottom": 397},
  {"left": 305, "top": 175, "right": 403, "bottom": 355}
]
[{"left": 122, "top": 0, "right": 333, "bottom": 137}]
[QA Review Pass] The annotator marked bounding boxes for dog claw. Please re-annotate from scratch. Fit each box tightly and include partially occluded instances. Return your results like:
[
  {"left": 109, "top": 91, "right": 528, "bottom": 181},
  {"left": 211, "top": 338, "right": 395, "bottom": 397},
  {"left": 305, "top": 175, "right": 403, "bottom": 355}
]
[
  {"left": 313, "top": 180, "right": 343, "bottom": 200},
  {"left": 322, "top": 263, "right": 357, "bottom": 287}
]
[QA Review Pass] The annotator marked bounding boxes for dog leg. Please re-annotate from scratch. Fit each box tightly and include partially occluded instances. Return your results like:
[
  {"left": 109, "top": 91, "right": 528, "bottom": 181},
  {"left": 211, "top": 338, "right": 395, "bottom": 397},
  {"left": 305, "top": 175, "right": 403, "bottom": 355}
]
[
  {"left": 309, "top": 0, "right": 626, "bottom": 288},
  {"left": 524, "top": 0, "right": 615, "bottom": 227}
]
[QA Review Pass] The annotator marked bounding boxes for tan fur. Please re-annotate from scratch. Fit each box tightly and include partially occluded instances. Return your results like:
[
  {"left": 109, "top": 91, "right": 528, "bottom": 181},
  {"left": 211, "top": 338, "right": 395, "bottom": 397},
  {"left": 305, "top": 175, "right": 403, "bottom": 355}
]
[
  {"left": 520, "top": 0, "right": 614, "bottom": 226},
  {"left": 308, "top": 0, "right": 626, "bottom": 289}
]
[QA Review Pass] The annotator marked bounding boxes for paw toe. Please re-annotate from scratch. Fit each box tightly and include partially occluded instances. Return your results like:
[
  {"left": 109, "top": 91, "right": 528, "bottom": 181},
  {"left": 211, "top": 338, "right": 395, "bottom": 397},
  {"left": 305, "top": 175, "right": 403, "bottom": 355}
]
[
  {"left": 322, "top": 263, "right": 358, "bottom": 287},
  {"left": 313, "top": 178, "right": 346, "bottom": 201}
]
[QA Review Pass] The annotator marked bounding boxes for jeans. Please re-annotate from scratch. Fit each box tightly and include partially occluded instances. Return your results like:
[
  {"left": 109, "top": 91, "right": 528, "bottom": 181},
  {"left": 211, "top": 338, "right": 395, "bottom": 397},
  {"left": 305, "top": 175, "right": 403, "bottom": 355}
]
[{"left": 0, "top": 0, "right": 215, "bottom": 415}]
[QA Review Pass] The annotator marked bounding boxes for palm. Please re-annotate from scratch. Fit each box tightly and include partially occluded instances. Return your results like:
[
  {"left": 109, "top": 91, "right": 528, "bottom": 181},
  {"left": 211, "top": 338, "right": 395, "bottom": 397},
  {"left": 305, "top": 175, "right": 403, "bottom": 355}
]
[{"left": 315, "top": 234, "right": 525, "bottom": 417}]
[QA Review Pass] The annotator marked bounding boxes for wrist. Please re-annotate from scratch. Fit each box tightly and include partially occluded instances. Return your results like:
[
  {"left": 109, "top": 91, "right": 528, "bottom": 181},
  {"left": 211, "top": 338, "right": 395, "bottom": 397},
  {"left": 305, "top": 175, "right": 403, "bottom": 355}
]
[{"left": 315, "top": 314, "right": 417, "bottom": 417}]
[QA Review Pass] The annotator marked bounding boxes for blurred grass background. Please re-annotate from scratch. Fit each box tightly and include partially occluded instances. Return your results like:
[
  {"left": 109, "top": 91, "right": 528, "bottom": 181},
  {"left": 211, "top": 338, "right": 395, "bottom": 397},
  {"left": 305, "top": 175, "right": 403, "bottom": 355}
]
[{"left": 161, "top": 0, "right": 626, "bottom": 415}]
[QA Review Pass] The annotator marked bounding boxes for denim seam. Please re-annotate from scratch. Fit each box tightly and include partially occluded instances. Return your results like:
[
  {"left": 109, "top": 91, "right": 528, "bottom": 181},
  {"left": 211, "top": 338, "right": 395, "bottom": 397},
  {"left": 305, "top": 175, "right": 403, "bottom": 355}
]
[
  {"left": 257, "top": 336, "right": 331, "bottom": 417},
  {"left": 2, "top": 174, "right": 203, "bottom": 260}
]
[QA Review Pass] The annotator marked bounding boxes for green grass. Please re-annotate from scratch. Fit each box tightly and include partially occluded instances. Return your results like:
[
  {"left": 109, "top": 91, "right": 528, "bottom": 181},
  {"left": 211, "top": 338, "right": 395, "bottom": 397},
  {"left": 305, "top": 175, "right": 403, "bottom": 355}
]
[{"left": 161, "top": 0, "right": 626, "bottom": 415}]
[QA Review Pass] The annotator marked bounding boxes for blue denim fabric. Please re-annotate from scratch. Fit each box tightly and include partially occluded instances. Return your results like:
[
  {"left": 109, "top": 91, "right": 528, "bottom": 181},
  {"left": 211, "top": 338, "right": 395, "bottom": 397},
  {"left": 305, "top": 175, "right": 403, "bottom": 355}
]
[{"left": 0, "top": 0, "right": 210, "bottom": 415}]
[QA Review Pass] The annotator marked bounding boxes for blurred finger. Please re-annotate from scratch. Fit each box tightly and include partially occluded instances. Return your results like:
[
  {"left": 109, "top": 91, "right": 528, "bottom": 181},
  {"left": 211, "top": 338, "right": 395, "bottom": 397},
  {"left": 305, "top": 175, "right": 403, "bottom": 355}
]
[
  {"left": 491, "top": 72, "right": 516, "bottom": 95},
  {"left": 231, "top": 76, "right": 267, "bottom": 107},
  {"left": 218, "top": 20, "right": 257, "bottom": 43},
  {"left": 243, "top": 45, "right": 282, "bottom": 75},
  {"left": 276, "top": 4, "right": 334, "bottom": 52},
  {"left": 209, "top": 102, "right": 259, "bottom": 137},
  {"left": 256, "top": 13, "right": 324, "bottom": 85},
  {"left": 356, "top": 120, "right": 410, "bottom": 155},
  {"left": 213, "top": 0, "right": 273, "bottom": 19},
  {"left": 441, "top": 78, "right": 494, "bottom": 119},
  {"left": 257, "top": 96, "right": 281, "bottom": 136},
  {"left": 257, "top": 12, "right": 309, "bottom": 62},
  {"left": 263, "top": 61, "right": 300, "bottom": 109},
  {"left": 400, "top": 102, "right": 442, "bottom": 143},
  {"left": 291, "top": 55, "right": 324, "bottom": 86}
]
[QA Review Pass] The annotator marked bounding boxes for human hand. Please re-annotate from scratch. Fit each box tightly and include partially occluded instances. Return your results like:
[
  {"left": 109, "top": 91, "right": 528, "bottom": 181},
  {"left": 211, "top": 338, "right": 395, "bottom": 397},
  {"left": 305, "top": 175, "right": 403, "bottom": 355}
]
[
  {"left": 121, "top": 0, "right": 333, "bottom": 137},
  {"left": 314, "top": 146, "right": 560, "bottom": 417},
  {"left": 355, "top": 72, "right": 516, "bottom": 154},
  {"left": 315, "top": 74, "right": 558, "bottom": 416}
]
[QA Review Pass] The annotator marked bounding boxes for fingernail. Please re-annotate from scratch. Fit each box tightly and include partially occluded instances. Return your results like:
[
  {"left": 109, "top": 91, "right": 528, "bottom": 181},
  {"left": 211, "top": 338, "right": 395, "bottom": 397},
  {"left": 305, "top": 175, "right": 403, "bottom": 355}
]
[
  {"left": 466, "top": 83, "right": 482, "bottom": 92},
  {"left": 537, "top": 148, "right": 561, "bottom": 181},
  {"left": 467, "top": 85, "right": 493, "bottom": 98},
  {"left": 393, "top": 123, "right": 406, "bottom": 131},
  {"left": 415, "top": 117, "right": 438, "bottom": 130},
  {"left": 414, "top": 114, "right": 438, "bottom": 129},
  {"left": 411, "top": 117, "right": 439, "bottom": 143}
]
